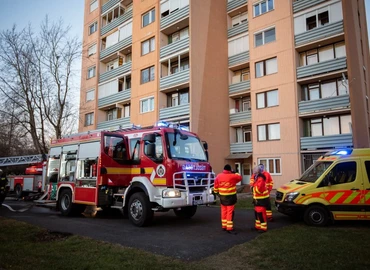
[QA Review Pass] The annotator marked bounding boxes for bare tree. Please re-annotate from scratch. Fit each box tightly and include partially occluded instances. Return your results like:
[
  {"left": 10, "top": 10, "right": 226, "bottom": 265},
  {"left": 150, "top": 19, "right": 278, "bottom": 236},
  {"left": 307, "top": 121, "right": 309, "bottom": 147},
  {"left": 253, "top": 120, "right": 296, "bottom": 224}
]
[{"left": 0, "top": 17, "right": 81, "bottom": 155}]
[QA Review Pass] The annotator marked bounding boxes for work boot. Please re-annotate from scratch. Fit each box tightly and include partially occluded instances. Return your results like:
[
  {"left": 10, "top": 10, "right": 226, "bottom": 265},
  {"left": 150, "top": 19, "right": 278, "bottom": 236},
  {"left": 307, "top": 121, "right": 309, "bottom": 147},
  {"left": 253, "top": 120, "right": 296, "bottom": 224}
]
[{"left": 227, "top": 229, "right": 237, "bottom": 235}]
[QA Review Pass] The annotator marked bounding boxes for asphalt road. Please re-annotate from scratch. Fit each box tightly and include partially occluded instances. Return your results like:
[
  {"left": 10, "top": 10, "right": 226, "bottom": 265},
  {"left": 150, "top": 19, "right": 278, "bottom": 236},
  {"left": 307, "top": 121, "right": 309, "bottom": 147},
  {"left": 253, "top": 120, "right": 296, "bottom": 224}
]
[{"left": 0, "top": 198, "right": 293, "bottom": 261}]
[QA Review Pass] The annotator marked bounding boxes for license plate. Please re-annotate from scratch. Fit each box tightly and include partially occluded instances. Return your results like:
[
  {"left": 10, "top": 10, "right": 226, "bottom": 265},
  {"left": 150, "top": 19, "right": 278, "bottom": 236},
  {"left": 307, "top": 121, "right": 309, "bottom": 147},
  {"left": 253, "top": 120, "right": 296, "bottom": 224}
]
[{"left": 193, "top": 196, "right": 203, "bottom": 205}]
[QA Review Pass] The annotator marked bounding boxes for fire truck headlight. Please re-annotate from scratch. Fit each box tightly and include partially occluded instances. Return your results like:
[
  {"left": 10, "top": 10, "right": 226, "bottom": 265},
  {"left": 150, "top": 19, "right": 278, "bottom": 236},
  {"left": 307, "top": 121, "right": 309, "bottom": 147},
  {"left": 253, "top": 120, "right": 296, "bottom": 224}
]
[
  {"left": 162, "top": 189, "right": 181, "bottom": 198},
  {"left": 284, "top": 192, "right": 299, "bottom": 202}
]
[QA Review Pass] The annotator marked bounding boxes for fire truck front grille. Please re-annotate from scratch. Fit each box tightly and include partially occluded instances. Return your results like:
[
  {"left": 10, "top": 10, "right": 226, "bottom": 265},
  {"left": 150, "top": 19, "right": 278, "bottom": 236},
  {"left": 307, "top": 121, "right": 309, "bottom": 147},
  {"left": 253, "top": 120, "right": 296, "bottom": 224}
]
[{"left": 173, "top": 172, "right": 215, "bottom": 191}]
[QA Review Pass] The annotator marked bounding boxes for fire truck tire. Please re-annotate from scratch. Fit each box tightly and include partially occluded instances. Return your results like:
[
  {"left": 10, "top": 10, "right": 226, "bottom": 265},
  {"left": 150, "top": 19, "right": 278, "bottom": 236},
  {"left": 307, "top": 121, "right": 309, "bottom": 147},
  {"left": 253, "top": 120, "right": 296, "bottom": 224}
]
[
  {"left": 128, "top": 192, "right": 153, "bottom": 227},
  {"left": 304, "top": 205, "right": 329, "bottom": 227},
  {"left": 173, "top": 206, "right": 197, "bottom": 219},
  {"left": 58, "top": 189, "right": 83, "bottom": 216},
  {"left": 14, "top": 184, "right": 22, "bottom": 199}
]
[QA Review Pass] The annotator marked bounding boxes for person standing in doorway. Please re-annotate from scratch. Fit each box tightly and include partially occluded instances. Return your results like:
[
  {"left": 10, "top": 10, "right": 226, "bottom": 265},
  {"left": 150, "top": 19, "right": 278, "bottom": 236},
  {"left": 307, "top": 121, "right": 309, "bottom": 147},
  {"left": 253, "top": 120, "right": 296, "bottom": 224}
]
[{"left": 214, "top": 164, "right": 242, "bottom": 234}]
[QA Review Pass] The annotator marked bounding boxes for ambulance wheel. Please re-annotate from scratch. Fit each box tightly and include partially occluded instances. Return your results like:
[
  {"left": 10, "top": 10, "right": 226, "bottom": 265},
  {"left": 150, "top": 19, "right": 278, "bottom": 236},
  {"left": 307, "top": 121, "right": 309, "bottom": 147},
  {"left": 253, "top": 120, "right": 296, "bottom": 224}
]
[
  {"left": 128, "top": 192, "right": 153, "bottom": 227},
  {"left": 14, "top": 184, "right": 22, "bottom": 199},
  {"left": 304, "top": 205, "right": 329, "bottom": 226},
  {"left": 58, "top": 189, "right": 82, "bottom": 216},
  {"left": 174, "top": 206, "right": 197, "bottom": 219}
]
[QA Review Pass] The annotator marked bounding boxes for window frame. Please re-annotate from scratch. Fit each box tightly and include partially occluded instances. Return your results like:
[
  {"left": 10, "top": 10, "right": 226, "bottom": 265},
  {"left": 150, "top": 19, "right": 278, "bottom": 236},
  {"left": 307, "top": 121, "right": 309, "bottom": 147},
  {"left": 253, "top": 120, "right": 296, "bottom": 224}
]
[
  {"left": 140, "top": 97, "right": 155, "bottom": 113},
  {"left": 141, "top": 37, "right": 155, "bottom": 56},
  {"left": 89, "top": 21, "right": 98, "bottom": 35},
  {"left": 299, "top": 41, "right": 346, "bottom": 66},
  {"left": 253, "top": 0, "right": 274, "bottom": 17},
  {"left": 254, "top": 27, "right": 276, "bottom": 47},
  {"left": 85, "top": 113, "right": 94, "bottom": 126},
  {"left": 308, "top": 114, "right": 352, "bottom": 137},
  {"left": 90, "top": 0, "right": 98, "bottom": 13},
  {"left": 141, "top": 66, "right": 155, "bottom": 84},
  {"left": 88, "top": 43, "right": 97, "bottom": 57},
  {"left": 255, "top": 57, "right": 278, "bottom": 78},
  {"left": 86, "top": 89, "right": 95, "bottom": 102},
  {"left": 87, "top": 66, "right": 96, "bottom": 79},
  {"left": 257, "top": 157, "right": 282, "bottom": 175},
  {"left": 256, "top": 89, "right": 279, "bottom": 109},
  {"left": 257, "top": 122, "right": 280, "bottom": 141},
  {"left": 142, "top": 9, "right": 155, "bottom": 27}
]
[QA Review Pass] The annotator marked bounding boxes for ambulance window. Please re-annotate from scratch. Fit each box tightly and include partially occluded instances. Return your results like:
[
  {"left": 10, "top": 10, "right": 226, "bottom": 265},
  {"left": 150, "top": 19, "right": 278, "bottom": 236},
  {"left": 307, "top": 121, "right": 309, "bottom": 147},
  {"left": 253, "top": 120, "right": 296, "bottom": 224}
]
[
  {"left": 364, "top": 161, "right": 370, "bottom": 183},
  {"left": 300, "top": 161, "right": 332, "bottom": 182},
  {"left": 327, "top": 161, "right": 357, "bottom": 185}
]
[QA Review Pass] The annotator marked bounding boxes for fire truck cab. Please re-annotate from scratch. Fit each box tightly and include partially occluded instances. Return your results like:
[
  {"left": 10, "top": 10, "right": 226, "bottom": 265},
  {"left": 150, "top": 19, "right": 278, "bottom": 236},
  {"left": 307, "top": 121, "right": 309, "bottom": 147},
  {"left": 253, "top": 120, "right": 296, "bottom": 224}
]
[{"left": 47, "top": 123, "right": 215, "bottom": 226}]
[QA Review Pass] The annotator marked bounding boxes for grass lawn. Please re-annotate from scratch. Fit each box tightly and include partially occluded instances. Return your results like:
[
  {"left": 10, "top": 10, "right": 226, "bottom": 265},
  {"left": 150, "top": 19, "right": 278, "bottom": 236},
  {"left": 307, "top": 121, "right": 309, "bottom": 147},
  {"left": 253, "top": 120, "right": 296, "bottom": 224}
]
[{"left": 1, "top": 212, "right": 370, "bottom": 270}]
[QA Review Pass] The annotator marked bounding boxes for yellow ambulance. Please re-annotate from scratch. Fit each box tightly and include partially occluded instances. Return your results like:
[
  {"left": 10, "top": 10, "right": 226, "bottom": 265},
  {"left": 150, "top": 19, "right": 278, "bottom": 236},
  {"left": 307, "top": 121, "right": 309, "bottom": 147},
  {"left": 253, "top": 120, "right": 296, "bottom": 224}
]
[{"left": 275, "top": 149, "right": 370, "bottom": 226}]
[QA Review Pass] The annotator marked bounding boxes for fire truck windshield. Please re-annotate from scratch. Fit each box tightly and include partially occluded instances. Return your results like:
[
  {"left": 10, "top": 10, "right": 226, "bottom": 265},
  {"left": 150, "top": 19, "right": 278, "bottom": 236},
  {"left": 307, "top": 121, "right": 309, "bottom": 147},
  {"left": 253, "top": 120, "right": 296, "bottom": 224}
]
[{"left": 166, "top": 132, "right": 207, "bottom": 162}]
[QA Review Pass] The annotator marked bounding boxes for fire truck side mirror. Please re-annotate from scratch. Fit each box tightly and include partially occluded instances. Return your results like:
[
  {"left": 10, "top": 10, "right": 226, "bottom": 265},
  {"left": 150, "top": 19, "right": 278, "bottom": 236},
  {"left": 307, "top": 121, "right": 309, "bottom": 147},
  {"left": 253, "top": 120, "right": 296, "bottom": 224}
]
[
  {"left": 203, "top": 141, "right": 208, "bottom": 150},
  {"left": 143, "top": 134, "right": 156, "bottom": 143}
]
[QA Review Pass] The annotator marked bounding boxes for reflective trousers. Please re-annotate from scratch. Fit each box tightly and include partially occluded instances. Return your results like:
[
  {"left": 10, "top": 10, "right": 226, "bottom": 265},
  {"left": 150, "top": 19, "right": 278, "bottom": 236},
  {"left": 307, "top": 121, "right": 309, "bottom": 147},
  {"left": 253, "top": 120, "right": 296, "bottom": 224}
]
[
  {"left": 254, "top": 205, "right": 267, "bottom": 232},
  {"left": 221, "top": 204, "right": 235, "bottom": 231},
  {"left": 266, "top": 198, "right": 273, "bottom": 220}
]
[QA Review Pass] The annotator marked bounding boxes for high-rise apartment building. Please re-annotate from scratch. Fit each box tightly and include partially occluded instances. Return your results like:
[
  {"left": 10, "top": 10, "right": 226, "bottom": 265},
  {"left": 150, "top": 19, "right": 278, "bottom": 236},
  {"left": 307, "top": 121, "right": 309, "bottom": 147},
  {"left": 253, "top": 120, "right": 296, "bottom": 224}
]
[{"left": 79, "top": 0, "right": 370, "bottom": 188}]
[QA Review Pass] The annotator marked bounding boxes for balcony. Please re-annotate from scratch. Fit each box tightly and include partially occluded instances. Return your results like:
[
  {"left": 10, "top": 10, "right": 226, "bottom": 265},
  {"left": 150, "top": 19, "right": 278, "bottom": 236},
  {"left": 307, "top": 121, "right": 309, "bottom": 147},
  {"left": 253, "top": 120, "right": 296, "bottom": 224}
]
[
  {"left": 99, "top": 62, "right": 131, "bottom": 83},
  {"left": 160, "top": 37, "right": 189, "bottom": 59},
  {"left": 228, "top": 21, "right": 248, "bottom": 39},
  {"left": 230, "top": 142, "right": 252, "bottom": 153},
  {"left": 100, "top": 36, "right": 132, "bottom": 60},
  {"left": 299, "top": 95, "right": 350, "bottom": 115},
  {"left": 229, "top": 80, "right": 250, "bottom": 95},
  {"left": 229, "top": 51, "right": 249, "bottom": 67},
  {"left": 97, "top": 117, "right": 131, "bottom": 130},
  {"left": 227, "top": 0, "right": 248, "bottom": 13},
  {"left": 300, "top": 134, "right": 353, "bottom": 150},
  {"left": 295, "top": 21, "right": 344, "bottom": 47},
  {"left": 159, "top": 104, "right": 190, "bottom": 120},
  {"left": 297, "top": 57, "right": 347, "bottom": 80},
  {"left": 101, "top": 9, "right": 133, "bottom": 36},
  {"left": 98, "top": 89, "right": 131, "bottom": 108},
  {"left": 102, "top": 0, "right": 121, "bottom": 14},
  {"left": 161, "top": 5, "right": 189, "bottom": 30},
  {"left": 293, "top": 0, "right": 326, "bottom": 13},
  {"left": 230, "top": 110, "right": 251, "bottom": 126},
  {"left": 160, "top": 69, "right": 190, "bottom": 90}
]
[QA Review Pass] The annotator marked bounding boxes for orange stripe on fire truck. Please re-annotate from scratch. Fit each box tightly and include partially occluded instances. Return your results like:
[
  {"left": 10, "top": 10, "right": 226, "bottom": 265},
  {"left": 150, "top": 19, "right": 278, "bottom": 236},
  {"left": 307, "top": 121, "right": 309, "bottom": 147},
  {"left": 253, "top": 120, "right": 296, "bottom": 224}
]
[{"left": 105, "top": 167, "right": 154, "bottom": 174}]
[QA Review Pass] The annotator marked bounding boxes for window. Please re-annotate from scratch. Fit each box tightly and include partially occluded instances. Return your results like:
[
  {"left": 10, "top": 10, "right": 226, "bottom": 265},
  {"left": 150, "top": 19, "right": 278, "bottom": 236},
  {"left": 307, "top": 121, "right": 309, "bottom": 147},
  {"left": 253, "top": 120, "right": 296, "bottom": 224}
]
[
  {"left": 254, "top": 0, "right": 274, "bottom": 17},
  {"left": 104, "top": 135, "right": 128, "bottom": 161},
  {"left": 236, "top": 127, "right": 251, "bottom": 143},
  {"left": 231, "top": 12, "right": 248, "bottom": 27},
  {"left": 326, "top": 162, "right": 357, "bottom": 185},
  {"left": 142, "top": 9, "right": 155, "bottom": 27},
  {"left": 306, "top": 9, "right": 329, "bottom": 31},
  {"left": 101, "top": 5, "right": 125, "bottom": 27},
  {"left": 106, "top": 108, "right": 118, "bottom": 121},
  {"left": 167, "top": 90, "right": 189, "bottom": 107},
  {"left": 169, "top": 27, "right": 189, "bottom": 44},
  {"left": 255, "top": 57, "right": 277, "bottom": 78},
  {"left": 258, "top": 158, "right": 281, "bottom": 175},
  {"left": 141, "top": 66, "right": 155, "bottom": 84},
  {"left": 228, "top": 34, "right": 249, "bottom": 57},
  {"left": 235, "top": 98, "right": 250, "bottom": 112},
  {"left": 119, "top": 21, "right": 132, "bottom": 41},
  {"left": 86, "top": 89, "right": 95, "bottom": 102},
  {"left": 144, "top": 134, "right": 163, "bottom": 161},
  {"left": 255, "top": 28, "right": 275, "bottom": 47},
  {"left": 141, "top": 37, "right": 155, "bottom": 55},
  {"left": 258, "top": 123, "right": 280, "bottom": 141},
  {"left": 364, "top": 161, "right": 370, "bottom": 183},
  {"left": 232, "top": 69, "right": 250, "bottom": 84},
  {"left": 88, "top": 44, "right": 97, "bottom": 56},
  {"left": 90, "top": 0, "right": 98, "bottom": 12},
  {"left": 257, "top": 90, "right": 278, "bottom": 109},
  {"left": 123, "top": 104, "right": 130, "bottom": 118},
  {"left": 85, "top": 113, "right": 94, "bottom": 126},
  {"left": 89, "top": 22, "right": 98, "bottom": 35},
  {"left": 307, "top": 115, "right": 352, "bottom": 137},
  {"left": 301, "top": 78, "right": 348, "bottom": 101},
  {"left": 299, "top": 42, "right": 346, "bottom": 66},
  {"left": 87, "top": 66, "right": 96, "bottom": 79},
  {"left": 140, "top": 97, "right": 154, "bottom": 113},
  {"left": 161, "top": 0, "right": 189, "bottom": 18}
]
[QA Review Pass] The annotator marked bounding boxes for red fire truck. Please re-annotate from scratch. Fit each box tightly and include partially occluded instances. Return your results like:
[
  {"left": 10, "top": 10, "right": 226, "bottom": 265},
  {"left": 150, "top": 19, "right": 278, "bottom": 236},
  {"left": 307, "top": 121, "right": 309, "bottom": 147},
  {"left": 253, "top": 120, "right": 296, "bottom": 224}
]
[
  {"left": 39, "top": 122, "right": 215, "bottom": 226},
  {"left": 0, "top": 155, "right": 47, "bottom": 198}
]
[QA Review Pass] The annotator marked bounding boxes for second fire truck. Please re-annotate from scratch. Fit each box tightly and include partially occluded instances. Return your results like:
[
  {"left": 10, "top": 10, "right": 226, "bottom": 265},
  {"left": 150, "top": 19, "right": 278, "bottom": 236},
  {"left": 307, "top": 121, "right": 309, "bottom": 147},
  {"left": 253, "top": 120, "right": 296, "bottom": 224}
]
[{"left": 41, "top": 122, "right": 215, "bottom": 226}]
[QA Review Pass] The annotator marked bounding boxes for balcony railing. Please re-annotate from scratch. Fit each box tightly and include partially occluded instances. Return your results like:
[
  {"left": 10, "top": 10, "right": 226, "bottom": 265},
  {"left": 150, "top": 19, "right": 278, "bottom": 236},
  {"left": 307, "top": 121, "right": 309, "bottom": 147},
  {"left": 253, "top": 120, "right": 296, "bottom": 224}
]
[
  {"left": 230, "top": 110, "right": 251, "bottom": 125},
  {"left": 102, "top": 0, "right": 121, "bottom": 14},
  {"left": 297, "top": 57, "right": 347, "bottom": 79},
  {"left": 230, "top": 142, "right": 252, "bottom": 153},
  {"left": 160, "top": 5, "right": 189, "bottom": 30},
  {"left": 295, "top": 21, "right": 344, "bottom": 47},
  {"left": 160, "top": 37, "right": 189, "bottom": 59},
  {"left": 228, "top": 21, "right": 248, "bottom": 39},
  {"left": 101, "top": 9, "right": 133, "bottom": 36},
  {"left": 229, "top": 51, "right": 249, "bottom": 67},
  {"left": 159, "top": 104, "right": 190, "bottom": 120},
  {"left": 293, "top": 0, "right": 326, "bottom": 13},
  {"left": 97, "top": 117, "right": 131, "bottom": 130},
  {"left": 227, "top": 0, "right": 248, "bottom": 12},
  {"left": 160, "top": 68, "right": 190, "bottom": 90},
  {"left": 99, "top": 61, "right": 132, "bottom": 83},
  {"left": 229, "top": 80, "right": 250, "bottom": 95},
  {"left": 100, "top": 36, "right": 132, "bottom": 60},
  {"left": 300, "top": 134, "right": 353, "bottom": 150},
  {"left": 98, "top": 89, "right": 131, "bottom": 108},
  {"left": 299, "top": 95, "right": 350, "bottom": 115}
]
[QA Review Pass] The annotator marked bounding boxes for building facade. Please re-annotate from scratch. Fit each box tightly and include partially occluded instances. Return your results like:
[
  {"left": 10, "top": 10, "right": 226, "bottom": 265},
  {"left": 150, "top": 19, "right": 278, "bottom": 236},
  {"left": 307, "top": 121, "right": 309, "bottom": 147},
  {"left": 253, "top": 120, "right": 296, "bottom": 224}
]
[{"left": 79, "top": 0, "right": 370, "bottom": 188}]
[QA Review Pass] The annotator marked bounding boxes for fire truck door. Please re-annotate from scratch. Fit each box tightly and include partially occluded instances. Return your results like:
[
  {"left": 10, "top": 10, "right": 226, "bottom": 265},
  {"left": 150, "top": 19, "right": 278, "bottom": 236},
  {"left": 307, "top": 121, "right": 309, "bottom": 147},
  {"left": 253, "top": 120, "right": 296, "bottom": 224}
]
[{"left": 142, "top": 133, "right": 166, "bottom": 185}]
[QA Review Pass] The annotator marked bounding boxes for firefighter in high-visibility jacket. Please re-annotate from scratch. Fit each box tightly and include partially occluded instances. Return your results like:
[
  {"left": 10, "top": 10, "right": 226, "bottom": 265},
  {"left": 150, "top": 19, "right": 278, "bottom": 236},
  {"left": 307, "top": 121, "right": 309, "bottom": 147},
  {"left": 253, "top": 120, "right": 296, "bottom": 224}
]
[
  {"left": 250, "top": 164, "right": 273, "bottom": 221},
  {"left": 214, "top": 164, "right": 242, "bottom": 234},
  {"left": 0, "top": 169, "right": 9, "bottom": 207},
  {"left": 252, "top": 166, "right": 270, "bottom": 233}
]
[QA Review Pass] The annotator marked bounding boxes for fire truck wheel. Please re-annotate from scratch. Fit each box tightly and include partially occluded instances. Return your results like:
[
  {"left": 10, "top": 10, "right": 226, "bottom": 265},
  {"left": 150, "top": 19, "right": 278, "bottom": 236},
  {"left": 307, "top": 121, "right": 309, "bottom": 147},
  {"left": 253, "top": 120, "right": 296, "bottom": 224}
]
[
  {"left": 14, "top": 184, "right": 22, "bottom": 199},
  {"left": 58, "top": 189, "right": 83, "bottom": 216},
  {"left": 128, "top": 192, "right": 153, "bottom": 227},
  {"left": 173, "top": 206, "right": 197, "bottom": 219},
  {"left": 304, "top": 205, "right": 329, "bottom": 227}
]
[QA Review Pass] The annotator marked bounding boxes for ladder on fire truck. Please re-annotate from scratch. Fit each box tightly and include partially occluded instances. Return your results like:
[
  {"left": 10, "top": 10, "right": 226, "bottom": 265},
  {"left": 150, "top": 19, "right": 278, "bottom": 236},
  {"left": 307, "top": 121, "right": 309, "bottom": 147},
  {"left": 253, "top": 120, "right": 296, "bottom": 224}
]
[{"left": 0, "top": 154, "right": 46, "bottom": 167}]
